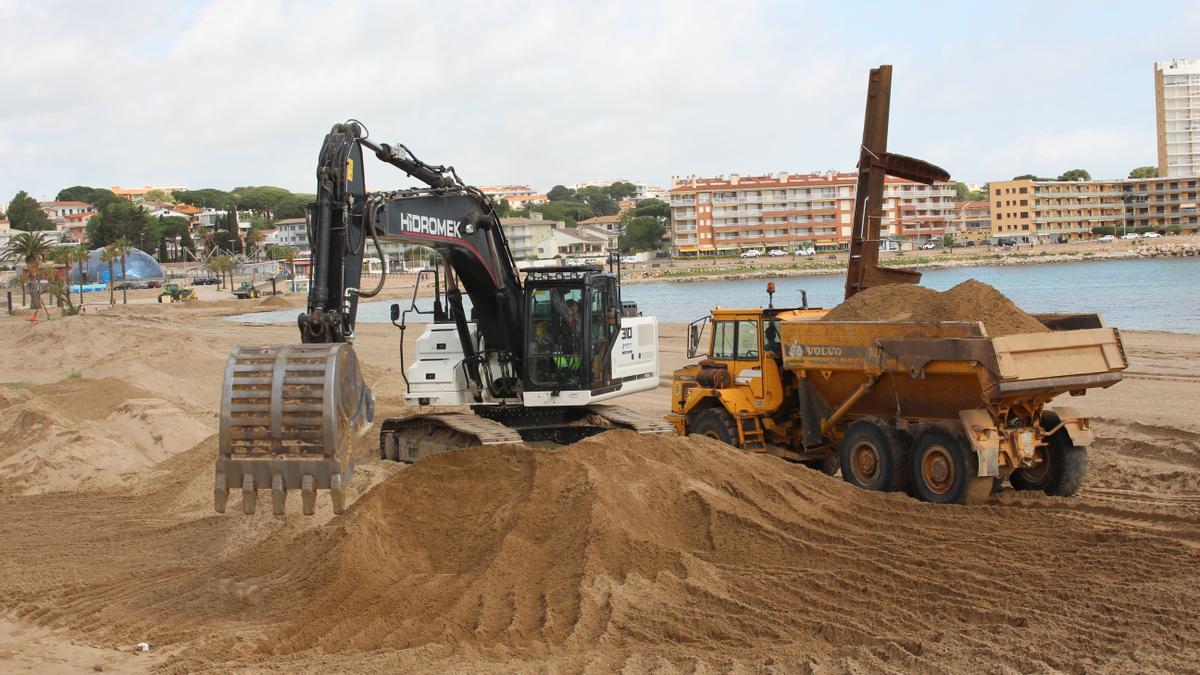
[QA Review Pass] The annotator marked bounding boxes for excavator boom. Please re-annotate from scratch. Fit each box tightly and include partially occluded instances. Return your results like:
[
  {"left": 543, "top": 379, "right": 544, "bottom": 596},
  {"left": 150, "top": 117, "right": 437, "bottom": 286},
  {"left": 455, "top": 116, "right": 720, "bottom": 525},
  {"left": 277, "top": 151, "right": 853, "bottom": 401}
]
[{"left": 844, "top": 65, "right": 950, "bottom": 300}]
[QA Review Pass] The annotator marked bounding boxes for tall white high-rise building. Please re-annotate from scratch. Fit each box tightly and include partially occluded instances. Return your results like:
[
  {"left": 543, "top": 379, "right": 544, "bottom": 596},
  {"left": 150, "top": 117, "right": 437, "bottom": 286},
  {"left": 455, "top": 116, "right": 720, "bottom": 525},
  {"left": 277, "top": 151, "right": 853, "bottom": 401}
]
[{"left": 1155, "top": 59, "right": 1200, "bottom": 178}]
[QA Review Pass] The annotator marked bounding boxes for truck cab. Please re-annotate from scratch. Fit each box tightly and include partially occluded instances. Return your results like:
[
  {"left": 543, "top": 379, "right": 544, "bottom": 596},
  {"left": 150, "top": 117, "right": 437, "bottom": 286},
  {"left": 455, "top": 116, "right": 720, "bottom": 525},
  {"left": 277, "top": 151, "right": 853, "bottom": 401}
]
[{"left": 666, "top": 302, "right": 825, "bottom": 454}]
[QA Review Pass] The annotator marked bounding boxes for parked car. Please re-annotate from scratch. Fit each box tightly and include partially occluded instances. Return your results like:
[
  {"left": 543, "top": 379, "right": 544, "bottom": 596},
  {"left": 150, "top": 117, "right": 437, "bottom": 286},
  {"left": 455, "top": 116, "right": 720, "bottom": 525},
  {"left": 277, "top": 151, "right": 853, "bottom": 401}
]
[
  {"left": 996, "top": 238, "right": 1017, "bottom": 248},
  {"left": 1121, "top": 232, "right": 1140, "bottom": 240},
  {"left": 740, "top": 249, "right": 764, "bottom": 258},
  {"left": 1142, "top": 231, "right": 1162, "bottom": 238},
  {"left": 619, "top": 256, "right": 639, "bottom": 264},
  {"left": 767, "top": 249, "right": 787, "bottom": 257},
  {"left": 193, "top": 276, "right": 219, "bottom": 285},
  {"left": 794, "top": 248, "right": 816, "bottom": 256},
  {"left": 918, "top": 241, "right": 937, "bottom": 250},
  {"left": 1097, "top": 234, "right": 1117, "bottom": 242}
]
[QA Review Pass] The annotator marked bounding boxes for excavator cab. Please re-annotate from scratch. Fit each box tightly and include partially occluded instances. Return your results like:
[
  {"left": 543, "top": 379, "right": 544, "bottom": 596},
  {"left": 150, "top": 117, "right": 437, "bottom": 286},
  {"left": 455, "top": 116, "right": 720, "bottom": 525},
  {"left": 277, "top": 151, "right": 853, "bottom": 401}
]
[{"left": 523, "top": 265, "right": 621, "bottom": 393}]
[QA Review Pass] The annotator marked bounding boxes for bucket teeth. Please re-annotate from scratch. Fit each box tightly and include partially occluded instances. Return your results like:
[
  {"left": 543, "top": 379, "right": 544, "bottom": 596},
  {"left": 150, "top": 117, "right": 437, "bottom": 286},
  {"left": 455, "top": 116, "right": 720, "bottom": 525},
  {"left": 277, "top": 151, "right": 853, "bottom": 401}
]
[
  {"left": 214, "top": 472, "right": 229, "bottom": 514},
  {"left": 330, "top": 473, "right": 346, "bottom": 515},
  {"left": 302, "top": 475, "right": 317, "bottom": 516},
  {"left": 271, "top": 474, "right": 286, "bottom": 516},
  {"left": 242, "top": 474, "right": 257, "bottom": 515}
]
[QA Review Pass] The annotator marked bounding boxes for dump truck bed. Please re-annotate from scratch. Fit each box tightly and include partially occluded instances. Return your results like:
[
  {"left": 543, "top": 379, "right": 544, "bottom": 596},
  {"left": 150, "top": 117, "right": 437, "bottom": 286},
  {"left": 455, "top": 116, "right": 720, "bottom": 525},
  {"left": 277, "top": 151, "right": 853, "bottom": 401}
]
[{"left": 780, "top": 313, "right": 1126, "bottom": 420}]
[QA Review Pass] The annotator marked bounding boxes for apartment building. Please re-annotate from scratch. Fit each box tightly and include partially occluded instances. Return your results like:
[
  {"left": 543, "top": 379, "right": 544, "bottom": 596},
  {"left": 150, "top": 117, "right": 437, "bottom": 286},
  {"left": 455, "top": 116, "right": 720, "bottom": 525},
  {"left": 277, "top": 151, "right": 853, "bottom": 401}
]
[
  {"left": 1155, "top": 59, "right": 1200, "bottom": 178},
  {"left": 989, "top": 177, "right": 1200, "bottom": 240},
  {"left": 668, "top": 171, "right": 955, "bottom": 254},
  {"left": 479, "top": 185, "right": 538, "bottom": 201},
  {"left": 110, "top": 186, "right": 188, "bottom": 202},
  {"left": 500, "top": 214, "right": 563, "bottom": 260},
  {"left": 947, "top": 201, "right": 992, "bottom": 243}
]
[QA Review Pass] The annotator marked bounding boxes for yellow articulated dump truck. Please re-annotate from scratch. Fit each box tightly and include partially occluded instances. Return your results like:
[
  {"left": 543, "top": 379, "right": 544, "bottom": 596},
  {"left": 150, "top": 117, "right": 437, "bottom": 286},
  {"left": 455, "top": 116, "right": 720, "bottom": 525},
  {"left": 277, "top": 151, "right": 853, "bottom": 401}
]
[{"left": 666, "top": 299, "right": 1127, "bottom": 504}]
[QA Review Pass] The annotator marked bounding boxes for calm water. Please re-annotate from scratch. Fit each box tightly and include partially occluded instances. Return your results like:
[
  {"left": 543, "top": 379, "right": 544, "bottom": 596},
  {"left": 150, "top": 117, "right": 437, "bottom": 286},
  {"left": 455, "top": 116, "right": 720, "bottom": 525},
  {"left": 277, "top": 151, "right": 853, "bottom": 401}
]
[{"left": 230, "top": 258, "right": 1200, "bottom": 333}]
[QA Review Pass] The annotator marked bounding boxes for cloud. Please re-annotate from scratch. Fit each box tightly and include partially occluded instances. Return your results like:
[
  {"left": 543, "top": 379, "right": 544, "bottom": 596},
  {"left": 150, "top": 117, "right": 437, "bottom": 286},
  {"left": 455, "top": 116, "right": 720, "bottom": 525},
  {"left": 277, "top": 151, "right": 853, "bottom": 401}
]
[{"left": 1, "top": 0, "right": 1197, "bottom": 202}]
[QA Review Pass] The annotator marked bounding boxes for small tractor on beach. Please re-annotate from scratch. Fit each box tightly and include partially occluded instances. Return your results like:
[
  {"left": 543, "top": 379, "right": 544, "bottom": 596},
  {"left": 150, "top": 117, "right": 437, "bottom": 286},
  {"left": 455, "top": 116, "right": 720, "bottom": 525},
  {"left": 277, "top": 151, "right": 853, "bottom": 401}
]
[{"left": 158, "top": 283, "right": 197, "bottom": 303}]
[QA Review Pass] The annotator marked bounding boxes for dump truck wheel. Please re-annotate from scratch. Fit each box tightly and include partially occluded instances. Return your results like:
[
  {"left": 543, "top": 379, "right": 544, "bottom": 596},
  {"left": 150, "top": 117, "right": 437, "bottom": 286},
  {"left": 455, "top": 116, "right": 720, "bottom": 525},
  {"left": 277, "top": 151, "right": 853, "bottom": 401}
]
[
  {"left": 801, "top": 456, "right": 839, "bottom": 476},
  {"left": 910, "top": 429, "right": 992, "bottom": 505},
  {"left": 839, "top": 420, "right": 905, "bottom": 492},
  {"left": 1011, "top": 413, "right": 1089, "bottom": 497},
  {"left": 689, "top": 408, "right": 739, "bottom": 447}
]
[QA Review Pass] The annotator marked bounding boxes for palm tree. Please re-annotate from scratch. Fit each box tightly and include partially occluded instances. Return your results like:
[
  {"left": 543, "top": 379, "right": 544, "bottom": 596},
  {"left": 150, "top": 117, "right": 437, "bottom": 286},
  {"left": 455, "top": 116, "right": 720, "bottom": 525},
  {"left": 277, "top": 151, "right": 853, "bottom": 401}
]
[
  {"left": 99, "top": 246, "right": 118, "bottom": 305},
  {"left": 2, "top": 231, "right": 54, "bottom": 313},
  {"left": 69, "top": 245, "right": 90, "bottom": 309},
  {"left": 45, "top": 278, "right": 77, "bottom": 315},
  {"left": 112, "top": 238, "right": 134, "bottom": 304},
  {"left": 282, "top": 246, "right": 297, "bottom": 291},
  {"left": 194, "top": 225, "right": 215, "bottom": 258},
  {"left": 215, "top": 255, "right": 234, "bottom": 290},
  {"left": 244, "top": 227, "right": 263, "bottom": 261}
]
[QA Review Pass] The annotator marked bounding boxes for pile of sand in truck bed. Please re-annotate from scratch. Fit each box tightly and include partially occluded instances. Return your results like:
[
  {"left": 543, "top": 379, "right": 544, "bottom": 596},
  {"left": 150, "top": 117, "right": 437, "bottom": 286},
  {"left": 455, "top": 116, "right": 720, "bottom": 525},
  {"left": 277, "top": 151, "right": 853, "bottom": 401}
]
[{"left": 822, "top": 279, "right": 1049, "bottom": 336}]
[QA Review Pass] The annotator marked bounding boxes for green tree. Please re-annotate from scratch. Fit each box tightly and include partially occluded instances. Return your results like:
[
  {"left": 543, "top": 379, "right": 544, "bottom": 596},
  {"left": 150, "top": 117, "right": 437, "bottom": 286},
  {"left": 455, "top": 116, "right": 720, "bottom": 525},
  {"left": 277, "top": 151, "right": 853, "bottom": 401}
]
[
  {"left": 99, "top": 246, "right": 118, "bottom": 304},
  {"left": 618, "top": 216, "right": 666, "bottom": 252},
  {"left": 631, "top": 198, "right": 670, "bottom": 220},
  {"left": 1056, "top": 169, "right": 1091, "bottom": 182},
  {"left": 7, "top": 191, "right": 54, "bottom": 231},
  {"left": 1, "top": 231, "right": 55, "bottom": 311},
  {"left": 1128, "top": 166, "right": 1158, "bottom": 179},
  {"left": 1090, "top": 226, "right": 1116, "bottom": 236},
  {"left": 547, "top": 185, "right": 574, "bottom": 201},
  {"left": 172, "top": 189, "right": 236, "bottom": 209},
  {"left": 575, "top": 186, "right": 619, "bottom": 216},
  {"left": 56, "top": 186, "right": 119, "bottom": 206},
  {"left": 142, "top": 188, "right": 176, "bottom": 203},
  {"left": 68, "top": 245, "right": 90, "bottom": 308},
  {"left": 1012, "top": 174, "right": 1051, "bottom": 181},
  {"left": 953, "top": 182, "right": 988, "bottom": 201},
  {"left": 86, "top": 200, "right": 153, "bottom": 248},
  {"left": 44, "top": 278, "right": 78, "bottom": 315},
  {"left": 112, "top": 238, "right": 133, "bottom": 304},
  {"left": 605, "top": 181, "right": 638, "bottom": 200}
]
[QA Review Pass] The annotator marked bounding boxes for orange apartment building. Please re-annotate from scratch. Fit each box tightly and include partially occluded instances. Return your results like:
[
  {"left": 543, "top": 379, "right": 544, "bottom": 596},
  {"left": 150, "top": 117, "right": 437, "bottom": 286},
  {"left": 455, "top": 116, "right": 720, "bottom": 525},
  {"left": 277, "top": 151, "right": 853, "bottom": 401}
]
[
  {"left": 668, "top": 171, "right": 955, "bottom": 255},
  {"left": 990, "top": 176, "right": 1200, "bottom": 242}
]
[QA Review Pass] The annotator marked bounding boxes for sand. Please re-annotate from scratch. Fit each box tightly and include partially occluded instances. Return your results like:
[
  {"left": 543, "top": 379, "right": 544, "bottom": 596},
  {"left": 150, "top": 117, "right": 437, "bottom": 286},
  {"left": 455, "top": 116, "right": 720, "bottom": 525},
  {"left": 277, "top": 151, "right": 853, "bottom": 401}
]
[
  {"left": 823, "top": 279, "right": 1050, "bottom": 336},
  {"left": 0, "top": 302, "right": 1198, "bottom": 672}
]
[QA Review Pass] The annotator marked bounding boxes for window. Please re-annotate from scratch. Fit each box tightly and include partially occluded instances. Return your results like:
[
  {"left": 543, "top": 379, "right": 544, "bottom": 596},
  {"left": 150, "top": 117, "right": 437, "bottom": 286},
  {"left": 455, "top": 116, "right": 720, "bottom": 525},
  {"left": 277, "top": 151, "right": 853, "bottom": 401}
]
[
  {"left": 712, "top": 321, "right": 736, "bottom": 359},
  {"left": 1020, "top": 200, "right": 1028, "bottom": 206},
  {"left": 1019, "top": 187, "right": 1028, "bottom": 194},
  {"left": 734, "top": 320, "right": 759, "bottom": 359},
  {"left": 711, "top": 320, "right": 760, "bottom": 360},
  {"left": 1020, "top": 212, "right": 1028, "bottom": 218}
]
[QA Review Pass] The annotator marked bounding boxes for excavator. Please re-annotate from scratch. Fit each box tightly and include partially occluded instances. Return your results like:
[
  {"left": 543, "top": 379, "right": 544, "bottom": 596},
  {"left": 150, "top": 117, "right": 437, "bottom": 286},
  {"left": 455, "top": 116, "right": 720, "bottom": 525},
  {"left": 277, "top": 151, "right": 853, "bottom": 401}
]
[{"left": 215, "top": 122, "right": 669, "bottom": 515}]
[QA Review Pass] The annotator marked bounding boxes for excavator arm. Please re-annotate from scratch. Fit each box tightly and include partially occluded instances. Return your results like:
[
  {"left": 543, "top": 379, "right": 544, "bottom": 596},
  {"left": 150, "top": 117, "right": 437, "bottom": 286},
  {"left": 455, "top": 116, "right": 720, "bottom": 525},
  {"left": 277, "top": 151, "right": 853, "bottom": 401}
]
[
  {"left": 216, "top": 121, "right": 527, "bottom": 516},
  {"left": 844, "top": 65, "right": 951, "bottom": 300}
]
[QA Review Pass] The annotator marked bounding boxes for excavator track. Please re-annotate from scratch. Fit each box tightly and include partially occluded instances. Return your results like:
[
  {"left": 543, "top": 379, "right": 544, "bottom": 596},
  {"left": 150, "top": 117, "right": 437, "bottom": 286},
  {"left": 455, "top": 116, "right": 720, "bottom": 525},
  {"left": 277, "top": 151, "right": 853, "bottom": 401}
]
[
  {"left": 215, "top": 343, "right": 374, "bottom": 515},
  {"left": 378, "top": 404, "right": 673, "bottom": 463},
  {"left": 587, "top": 404, "right": 676, "bottom": 435}
]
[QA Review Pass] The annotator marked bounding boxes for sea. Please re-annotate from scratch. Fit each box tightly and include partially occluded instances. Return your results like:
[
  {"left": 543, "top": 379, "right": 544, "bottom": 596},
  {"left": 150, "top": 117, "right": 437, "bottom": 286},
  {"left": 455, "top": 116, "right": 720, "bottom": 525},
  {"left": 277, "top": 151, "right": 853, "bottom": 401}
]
[{"left": 229, "top": 258, "right": 1200, "bottom": 334}]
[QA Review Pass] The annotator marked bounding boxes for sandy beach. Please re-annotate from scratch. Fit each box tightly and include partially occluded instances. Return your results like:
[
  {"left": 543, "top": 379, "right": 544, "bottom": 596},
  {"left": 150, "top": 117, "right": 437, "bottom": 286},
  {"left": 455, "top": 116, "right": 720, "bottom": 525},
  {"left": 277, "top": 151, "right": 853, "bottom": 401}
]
[{"left": 0, "top": 297, "right": 1198, "bottom": 672}]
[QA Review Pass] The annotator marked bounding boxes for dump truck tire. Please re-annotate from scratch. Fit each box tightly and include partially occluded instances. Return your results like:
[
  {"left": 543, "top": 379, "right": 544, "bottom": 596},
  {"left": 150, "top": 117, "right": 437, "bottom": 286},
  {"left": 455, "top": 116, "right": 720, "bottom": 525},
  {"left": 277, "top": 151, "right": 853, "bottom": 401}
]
[
  {"left": 910, "top": 428, "right": 992, "bottom": 505},
  {"left": 1011, "top": 412, "right": 1089, "bottom": 497},
  {"left": 689, "top": 408, "right": 739, "bottom": 447},
  {"left": 801, "top": 456, "right": 840, "bottom": 476},
  {"left": 839, "top": 420, "right": 906, "bottom": 492}
]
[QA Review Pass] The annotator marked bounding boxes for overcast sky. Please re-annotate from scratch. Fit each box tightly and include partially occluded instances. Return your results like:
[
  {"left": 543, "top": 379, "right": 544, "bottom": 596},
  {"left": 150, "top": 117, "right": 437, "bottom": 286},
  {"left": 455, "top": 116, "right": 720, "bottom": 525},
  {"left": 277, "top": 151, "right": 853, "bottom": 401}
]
[{"left": 3, "top": 0, "right": 1197, "bottom": 202}]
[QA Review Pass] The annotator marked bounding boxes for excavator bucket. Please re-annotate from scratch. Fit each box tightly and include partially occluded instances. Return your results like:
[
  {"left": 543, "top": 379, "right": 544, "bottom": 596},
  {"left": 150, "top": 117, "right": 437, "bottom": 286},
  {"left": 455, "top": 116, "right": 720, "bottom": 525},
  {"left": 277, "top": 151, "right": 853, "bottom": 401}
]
[{"left": 215, "top": 343, "right": 374, "bottom": 515}]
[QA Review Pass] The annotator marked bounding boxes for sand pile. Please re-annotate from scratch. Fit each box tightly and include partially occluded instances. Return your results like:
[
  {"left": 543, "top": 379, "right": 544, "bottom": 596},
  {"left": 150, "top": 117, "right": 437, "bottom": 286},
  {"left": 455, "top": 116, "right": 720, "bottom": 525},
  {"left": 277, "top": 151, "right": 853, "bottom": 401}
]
[
  {"left": 258, "top": 294, "right": 297, "bottom": 308},
  {"left": 822, "top": 279, "right": 1048, "bottom": 336},
  {"left": 0, "top": 378, "right": 210, "bottom": 495}
]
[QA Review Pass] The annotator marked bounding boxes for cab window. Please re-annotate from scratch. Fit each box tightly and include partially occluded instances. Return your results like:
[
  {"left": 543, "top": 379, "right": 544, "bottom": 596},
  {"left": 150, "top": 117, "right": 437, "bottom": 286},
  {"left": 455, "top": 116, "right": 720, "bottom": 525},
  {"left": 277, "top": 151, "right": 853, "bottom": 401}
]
[
  {"left": 711, "top": 320, "right": 760, "bottom": 360},
  {"left": 734, "top": 320, "right": 759, "bottom": 359},
  {"left": 712, "top": 321, "right": 735, "bottom": 359}
]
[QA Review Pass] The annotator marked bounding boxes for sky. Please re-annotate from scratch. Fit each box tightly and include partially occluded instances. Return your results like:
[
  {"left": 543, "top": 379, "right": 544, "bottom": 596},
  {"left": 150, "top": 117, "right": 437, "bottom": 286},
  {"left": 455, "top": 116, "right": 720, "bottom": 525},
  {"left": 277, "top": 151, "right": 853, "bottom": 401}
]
[{"left": 2, "top": 0, "right": 1198, "bottom": 202}]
